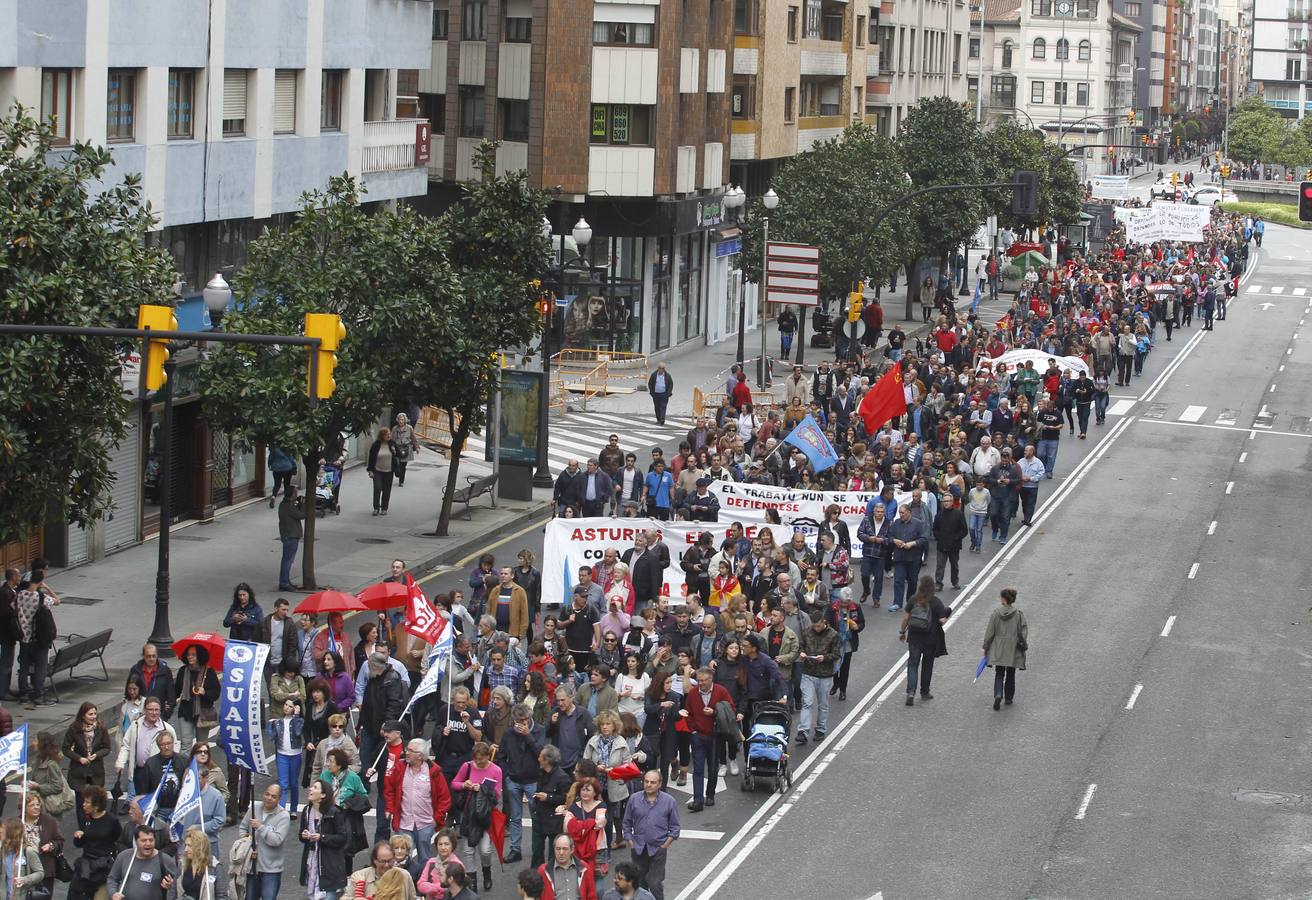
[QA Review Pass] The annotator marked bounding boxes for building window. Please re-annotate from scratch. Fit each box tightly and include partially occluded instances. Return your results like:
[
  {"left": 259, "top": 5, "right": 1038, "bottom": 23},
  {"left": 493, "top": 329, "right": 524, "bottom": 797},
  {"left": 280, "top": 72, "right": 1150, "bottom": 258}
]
[
  {"left": 1033, "top": 37, "right": 1046, "bottom": 58},
  {"left": 1001, "top": 40, "right": 1013, "bottom": 68},
  {"left": 1056, "top": 38, "right": 1069, "bottom": 59},
  {"left": 969, "top": 36, "right": 979, "bottom": 58},
  {"left": 784, "top": 86, "right": 796, "bottom": 121},
  {"left": 274, "top": 70, "right": 297, "bottom": 134},
  {"left": 735, "top": 0, "right": 759, "bottom": 33},
  {"left": 463, "top": 0, "right": 486, "bottom": 39},
  {"left": 989, "top": 74, "right": 1016, "bottom": 107},
  {"left": 433, "top": 7, "right": 450, "bottom": 37},
  {"left": 222, "top": 69, "right": 248, "bottom": 136},
  {"left": 421, "top": 93, "right": 446, "bottom": 134},
  {"left": 459, "top": 86, "right": 485, "bottom": 137},
  {"left": 731, "top": 76, "right": 756, "bottom": 117},
  {"left": 1031, "top": 80, "right": 1045, "bottom": 103},
  {"left": 1288, "top": 58, "right": 1304, "bottom": 80},
  {"left": 804, "top": 0, "right": 821, "bottom": 38},
  {"left": 106, "top": 68, "right": 136, "bottom": 142},
  {"left": 1032, "top": 0, "right": 1052, "bottom": 13},
  {"left": 167, "top": 69, "right": 195, "bottom": 139},
  {"left": 856, "top": 15, "right": 866, "bottom": 45},
  {"left": 396, "top": 70, "right": 420, "bottom": 118},
  {"left": 588, "top": 104, "right": 653, "bottom": 145},
  {"left": 788, "top": 6, "right": 799, "bottom": 40},
  {"left": 321, "top": 70, "right": 344, "bottom": 131},
  {"left": 1124, "top": 1, "right": 1140, "bottom": 15},
  {"left": 504, "top": 16, "right": 531, "bottom": 41},
  {"left": 1078, "top": 39, "right": 1091, "bottom": 60},
  {"left": 869, "top": 9, "right": 878, "bottom": 44},
  {"left": 1075, "top": 0, "right": 1097, "bottom": 15},
  {"left": 1054, "top": 80, "right": 1068, "bottom": 104},
  {"left": 1076, "top": 81, "right": 1089, "bottom": 105},
  {"left": 852, "top": 85, "right": 863, "bottom": 116},
  {"left": 499, "top": 99, "right": 529, "bottom": 141},
  {"left": 41, "top": 69, "right": 73, "bottom": 145},
  {"left": 593, "top": 21, "right": 655, "bottom": 45}
]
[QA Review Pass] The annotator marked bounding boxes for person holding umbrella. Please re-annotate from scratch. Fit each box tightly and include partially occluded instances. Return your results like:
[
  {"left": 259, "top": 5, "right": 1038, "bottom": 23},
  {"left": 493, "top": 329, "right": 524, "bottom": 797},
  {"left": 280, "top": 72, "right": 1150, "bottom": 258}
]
[
  {"left": 982, "top": 587, "right": 1028, "bottom": 710},
  {"left": 171, "top": 641, "right": 221, "bottom": 751}
]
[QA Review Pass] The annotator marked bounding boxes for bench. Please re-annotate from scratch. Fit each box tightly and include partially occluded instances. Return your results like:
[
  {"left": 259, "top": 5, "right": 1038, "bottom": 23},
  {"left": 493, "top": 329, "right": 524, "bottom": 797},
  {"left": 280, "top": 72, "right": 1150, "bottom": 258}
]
[
  {"left": 46, "top": 629, "right": 113, "bottom": 701},
  {"left": 451, "top": 473, "right": 498, "bottom": 519}
]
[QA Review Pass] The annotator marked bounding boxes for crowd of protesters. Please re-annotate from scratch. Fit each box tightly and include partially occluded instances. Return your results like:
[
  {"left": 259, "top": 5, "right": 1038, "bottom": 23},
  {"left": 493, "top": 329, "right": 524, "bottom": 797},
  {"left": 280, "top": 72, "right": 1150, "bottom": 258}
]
[{"left": 0, "top": 203, "right": 1253, "bottom": 900}]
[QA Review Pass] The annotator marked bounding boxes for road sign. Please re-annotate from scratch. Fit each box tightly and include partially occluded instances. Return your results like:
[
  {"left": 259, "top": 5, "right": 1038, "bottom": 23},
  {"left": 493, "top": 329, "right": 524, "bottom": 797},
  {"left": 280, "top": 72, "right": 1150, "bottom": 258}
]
[{"left": 765, "top": 241, "right": 821, "bottom": 307}]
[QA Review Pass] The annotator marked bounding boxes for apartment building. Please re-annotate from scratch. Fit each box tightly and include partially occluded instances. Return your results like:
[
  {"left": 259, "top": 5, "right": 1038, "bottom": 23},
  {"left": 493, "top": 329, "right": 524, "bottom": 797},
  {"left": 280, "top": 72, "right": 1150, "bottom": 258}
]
[
  {"left": 0, "top": 0, "right": 433, "bottom": 567},
  {"left": 418, "top": 0, "right": 736, "bottom": 351},
  {"left": 1250, "top": 0, "right": 1312, "bottom": 117},
  {"left": 1116, "top": 0, "right": 1164, "bottom": 134},
  {"left": 1197, "top": 0, "right": 1220, "bottom": 106},
  {"left": 976, "top": 0, "right": 1139, "bottom": 178},
  {"left": 870, "top": 0, "right": 972, "bottom": 134}
]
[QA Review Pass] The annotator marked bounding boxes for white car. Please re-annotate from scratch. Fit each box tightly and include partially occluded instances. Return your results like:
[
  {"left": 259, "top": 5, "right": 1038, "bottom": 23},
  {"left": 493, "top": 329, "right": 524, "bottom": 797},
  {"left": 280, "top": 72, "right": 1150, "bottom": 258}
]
[
  {"left": 1149, "top": 178, "right": 1181, "bottom": 201},
  {"left": 1188, "top": 185, "right": 1238, "bottom": 205}
]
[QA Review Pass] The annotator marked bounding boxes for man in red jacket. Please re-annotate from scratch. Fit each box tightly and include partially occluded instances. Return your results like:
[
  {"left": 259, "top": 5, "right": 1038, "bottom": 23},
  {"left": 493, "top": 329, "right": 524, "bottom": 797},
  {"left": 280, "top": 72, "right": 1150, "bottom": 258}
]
[
  {"left": 538, "top": 833, "right": 598, "bottom": 900},
  {"left": 680, "top": 667, "right": 737, "bottom": 812},
  {"left": 383, "top": 738, "right": 452, "bottom": 872}
]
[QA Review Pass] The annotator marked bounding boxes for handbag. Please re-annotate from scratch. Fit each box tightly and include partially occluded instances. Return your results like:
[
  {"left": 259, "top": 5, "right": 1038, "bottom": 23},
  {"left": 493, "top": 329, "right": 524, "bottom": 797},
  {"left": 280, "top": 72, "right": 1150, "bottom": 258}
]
[
  {"left": 40, "top": 766, "right": 77, "bottom": 816},
  {"left": 28, "top": 886, "right": 51, "bottom": 900},
  {"left": 53, "top": 852, "right": 74, "bottom": 883},
  {"left": 110, "top": 773, "right": 130, "bottom": 817}
]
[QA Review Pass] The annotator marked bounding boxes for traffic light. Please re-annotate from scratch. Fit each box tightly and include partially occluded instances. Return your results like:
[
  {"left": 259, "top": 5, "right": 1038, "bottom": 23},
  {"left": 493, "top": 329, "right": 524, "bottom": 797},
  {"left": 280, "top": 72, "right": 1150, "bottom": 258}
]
[
  {"left": 1127, "top": 111, "right": 1135, "bottom": 125},
  {"left": 847, "top": 291, "right": 863, "bottom": 323},
  {"left": 1300, "top": 182, "right": 1312, "bottom": 223},
  {"left": 305, "top": 312, "right": 346, "bottom": 400},
  {"left": 1171, "top": 172, "right": 1179, "bottom": 186},
  {"left": 137, "top": 304, "right": 177, "bottom": 392},
  {"left": 1011, "top": 170, "right": 1039, "bottom": 217},
  {"left": 1220, "top": 164, "right": 1231, "bottom": 178},
  {"left": 1141, "top": 134, "right": 1149, "bottom": 145}
]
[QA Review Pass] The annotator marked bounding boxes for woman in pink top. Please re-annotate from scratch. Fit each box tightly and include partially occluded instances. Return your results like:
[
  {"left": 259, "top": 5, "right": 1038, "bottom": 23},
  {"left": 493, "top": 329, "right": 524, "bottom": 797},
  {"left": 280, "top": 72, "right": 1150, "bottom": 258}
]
[
  {"left": 452, "top": 741, "right": 503, "bottom": 893},
  {"left": 416, "top": 827, "right": 464, "bottom": 899}
]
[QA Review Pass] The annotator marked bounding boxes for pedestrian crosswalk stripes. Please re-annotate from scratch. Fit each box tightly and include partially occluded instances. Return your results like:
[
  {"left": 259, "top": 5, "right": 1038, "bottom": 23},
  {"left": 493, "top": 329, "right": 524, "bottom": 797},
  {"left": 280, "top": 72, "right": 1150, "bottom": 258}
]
[
  {"left": 1249, "top": 284, "right": 1307, "bottom": 295},
  {"left": 1271, "top": 286, "right": 1286, "bottom": 294},
  {"left": 1107, "top": 399, "right": 1136, "bottom": 417},
  {"left": 1295, "top": 288, "right": 1308, "bottom": 296},
  {"left": 1247, "top": 285, "right": 1262, "bottom": 293},
  {"left": 457, "top": 411, "right": 689, "bottom": 479},
  {"left": 1178, "top": 405, "right": 1207, "bottom": 423}
]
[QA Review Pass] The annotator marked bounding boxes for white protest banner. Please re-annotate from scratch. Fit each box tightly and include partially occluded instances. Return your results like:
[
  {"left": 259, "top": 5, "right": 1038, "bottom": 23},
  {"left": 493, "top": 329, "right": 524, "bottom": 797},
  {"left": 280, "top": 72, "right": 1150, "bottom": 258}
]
[
  {"left": 1125, "top": 203, "right": 1213, "bottom": 243},
  {"left": 543, "top": 518, "right": 712, "bottom": 607},
  {"left": 1113, "top": 206, "right": 1152, "bottom": 225},
  {"left": 1090, "top": 175, "right": 1130, "bottom": 200}
]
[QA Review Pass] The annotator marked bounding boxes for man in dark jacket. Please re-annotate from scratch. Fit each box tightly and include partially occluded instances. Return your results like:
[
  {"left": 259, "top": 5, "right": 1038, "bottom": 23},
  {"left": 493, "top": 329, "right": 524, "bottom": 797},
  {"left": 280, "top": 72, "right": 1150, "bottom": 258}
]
[
  {"left": 500, "top": 704, "right": 546, "bottom": 862},
  {"left": 567, "top": 459, "right": 614, "bottom": 518},
  {"left": 359, "top": 654, "right": 406, "bottom": 792},
  {"left": 887, "top": 504, "right": 928, "bottom": 612},
  {"left": 553, "top": 460, "right": 581, "bottom": 516},
  {"left": 647, "top": 362, "right": 674, "bottom": 426},
  {"left": 277, "top": 485, "right": 304, "bottom": 591},
  {"left": 0, "top": 569, "right": 17, "bottom": 700},
  {"left": 128, "top": 643, "right": 176, "bottom": 719},
  {"left": 932, "top": 489, "right": 969, "bottom": 590},
  {"left": 622, "top": 533, "right": 664, "bottom": 612}
]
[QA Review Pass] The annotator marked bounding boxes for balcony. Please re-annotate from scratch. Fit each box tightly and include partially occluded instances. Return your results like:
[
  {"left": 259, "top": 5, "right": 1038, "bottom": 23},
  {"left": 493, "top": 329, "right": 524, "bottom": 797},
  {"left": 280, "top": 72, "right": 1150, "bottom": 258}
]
[{"left": 362, "top": 118, "right": 430, "bottom": 174}]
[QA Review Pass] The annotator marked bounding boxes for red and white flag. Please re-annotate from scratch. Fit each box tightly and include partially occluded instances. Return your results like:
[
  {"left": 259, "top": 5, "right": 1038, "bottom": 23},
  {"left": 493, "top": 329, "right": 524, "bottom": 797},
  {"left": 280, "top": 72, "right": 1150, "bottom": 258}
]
[{"left": 403, "top": 573, "right": 448, "bottom": 645}]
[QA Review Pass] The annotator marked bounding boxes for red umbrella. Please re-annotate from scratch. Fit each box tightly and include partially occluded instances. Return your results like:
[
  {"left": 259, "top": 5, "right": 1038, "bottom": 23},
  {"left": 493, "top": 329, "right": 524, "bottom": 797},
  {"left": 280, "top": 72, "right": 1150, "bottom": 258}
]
[
  {"left": 487, "top": 806, "right": 508, "bottom": 864},
  {"left": 356, "top": 581, "right": 411, "bottom": 611},
  {"left": 172, "top": 632, "right": 225, "bottom": 670},
  {"left": 294, "top": 590, "right": 368, "bottom": 615}
]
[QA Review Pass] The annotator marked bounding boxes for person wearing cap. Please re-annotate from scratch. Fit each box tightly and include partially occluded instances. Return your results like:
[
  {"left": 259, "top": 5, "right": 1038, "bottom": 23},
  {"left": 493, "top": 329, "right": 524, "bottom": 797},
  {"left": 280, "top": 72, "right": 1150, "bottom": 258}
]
[
  {"left": 685, "top": 479, "right": 719, "bottom": 523},
  {"left": 932, "top": 488, "right": 968, "bottom": 590},
  {"left": 384, "top": 738, "right": 451, "bottom": 872}
]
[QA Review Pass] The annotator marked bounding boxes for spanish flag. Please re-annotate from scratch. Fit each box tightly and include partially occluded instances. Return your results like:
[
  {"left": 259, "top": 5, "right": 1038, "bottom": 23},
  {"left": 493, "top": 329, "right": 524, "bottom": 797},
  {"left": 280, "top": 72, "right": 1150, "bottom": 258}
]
[{"left": 858, "top": 366, "right": 908, "bottom": 435}]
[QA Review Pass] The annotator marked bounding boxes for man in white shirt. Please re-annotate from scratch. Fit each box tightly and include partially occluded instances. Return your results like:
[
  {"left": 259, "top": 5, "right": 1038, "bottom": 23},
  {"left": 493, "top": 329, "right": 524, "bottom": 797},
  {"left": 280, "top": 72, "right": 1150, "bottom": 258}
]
[{"left": 970, "top": 436, "right": 1001, "bottom": 479}]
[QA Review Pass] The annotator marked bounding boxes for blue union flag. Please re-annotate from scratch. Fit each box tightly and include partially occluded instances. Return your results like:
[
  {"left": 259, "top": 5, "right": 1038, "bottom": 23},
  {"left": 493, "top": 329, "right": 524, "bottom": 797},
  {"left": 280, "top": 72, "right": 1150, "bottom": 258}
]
[{"left": 783, "top": 414, "right": 840, "bottom": 474}]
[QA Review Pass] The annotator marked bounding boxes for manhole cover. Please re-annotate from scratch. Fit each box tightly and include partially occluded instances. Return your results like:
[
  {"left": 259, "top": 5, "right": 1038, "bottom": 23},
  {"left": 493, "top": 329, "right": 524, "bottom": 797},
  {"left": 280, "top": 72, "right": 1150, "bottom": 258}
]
[
  {"left": 59, "top": 597, "right": 105, "bottom": 606},
  {"left": 1233, "top": 789, "right": 1304, "bottom": 806},
  {"left": 356, "top": 537, "right": 392, "bottom": 545}
]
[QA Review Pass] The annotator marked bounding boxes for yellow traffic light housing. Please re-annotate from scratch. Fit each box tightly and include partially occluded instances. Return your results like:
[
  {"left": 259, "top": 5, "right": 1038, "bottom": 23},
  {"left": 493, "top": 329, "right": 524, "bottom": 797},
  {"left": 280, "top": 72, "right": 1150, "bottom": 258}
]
[
  {"left": 137, "top": 304, "right": 177, "bottom": 392},
  {"left": 305, "top": 312, "right": 346, "bottom": 400},
  {"left": 847, "top": 291, "right": 863, "bottom": 324}
]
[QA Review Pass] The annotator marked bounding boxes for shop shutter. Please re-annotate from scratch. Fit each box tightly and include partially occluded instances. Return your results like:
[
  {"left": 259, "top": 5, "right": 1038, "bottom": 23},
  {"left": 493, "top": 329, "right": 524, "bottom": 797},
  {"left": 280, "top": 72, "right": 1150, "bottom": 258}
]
[
  {"left": 223, "top": 70, "right": 248, "bottom": 121},
  {"left": 274, "top": 70, "right": 297, "bottom": 133},
  {"left": 104, "top": 417, "right": 141, "bottom": 553}
]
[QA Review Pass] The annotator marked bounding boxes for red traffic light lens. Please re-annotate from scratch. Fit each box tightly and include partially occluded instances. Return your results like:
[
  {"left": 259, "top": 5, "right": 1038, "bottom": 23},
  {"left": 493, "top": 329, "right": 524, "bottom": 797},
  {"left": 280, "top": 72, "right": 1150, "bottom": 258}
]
[{"left": 1303, "top": 187, "right": 1312, "bottom": 200}]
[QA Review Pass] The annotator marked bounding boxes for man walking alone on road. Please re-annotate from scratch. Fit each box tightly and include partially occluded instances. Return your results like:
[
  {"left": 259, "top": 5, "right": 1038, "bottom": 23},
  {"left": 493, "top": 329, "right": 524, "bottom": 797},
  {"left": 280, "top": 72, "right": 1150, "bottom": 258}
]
[
  {"left": 277, "top": 484, "right": 304, "bottom": 592},
  {"left": 647, "top": 363, "right": 674, "bottom": 426}
]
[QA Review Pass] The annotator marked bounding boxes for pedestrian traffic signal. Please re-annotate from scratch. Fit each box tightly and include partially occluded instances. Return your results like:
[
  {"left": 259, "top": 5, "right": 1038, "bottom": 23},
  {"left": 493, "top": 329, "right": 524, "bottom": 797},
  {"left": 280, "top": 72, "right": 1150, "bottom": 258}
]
[
  {"left": 1300, "top": 182, "right": 1312, "bottom": 223},
  {"left": 136, "top": 304, "right": 177, "bottom": 392},
  {"left": 1127, "top": 111, "right": 1135, "bottom": 125},
  {"left": 848, "top": 291, "right": 863, "bottom": 323},
  {"left": 1220, "top": 164, "right": 1230, "bottom": 178},
  {"left": 1011, "top": 170, "right": 1039, "bottom": 217},
  {"left": 304, "top": 312, "right": 346, "bottom": 400}
]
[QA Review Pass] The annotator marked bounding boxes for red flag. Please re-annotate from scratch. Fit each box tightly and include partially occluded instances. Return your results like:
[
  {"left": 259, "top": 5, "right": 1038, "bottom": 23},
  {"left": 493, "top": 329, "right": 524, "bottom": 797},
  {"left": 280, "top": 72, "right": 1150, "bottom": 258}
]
[
  {"left": 858, "top": 366, "right": 908, "bottom": 434},
  {"left": 402, "top": 573, "right": 447, "bottom": 644}
]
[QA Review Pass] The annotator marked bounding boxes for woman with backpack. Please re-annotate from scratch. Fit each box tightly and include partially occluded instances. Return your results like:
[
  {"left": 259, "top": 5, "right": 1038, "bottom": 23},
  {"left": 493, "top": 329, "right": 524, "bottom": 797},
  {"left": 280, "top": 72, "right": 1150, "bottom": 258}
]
[
  {"left": 983, "top": 587, "right": 1029, "bottom": 710},
  {"left": 897, "top": 575, "right": 951, "bottom": 707}
]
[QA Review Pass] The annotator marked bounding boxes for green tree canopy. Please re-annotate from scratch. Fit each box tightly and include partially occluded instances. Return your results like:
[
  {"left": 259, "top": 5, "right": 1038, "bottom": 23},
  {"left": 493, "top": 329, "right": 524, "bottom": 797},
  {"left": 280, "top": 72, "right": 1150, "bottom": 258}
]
[
  {"left": 0, "top": 107, "right": 177, "bottom": 544},
  {"left": 1227, "top": 96, "right": 1291, "bottom": 163}
]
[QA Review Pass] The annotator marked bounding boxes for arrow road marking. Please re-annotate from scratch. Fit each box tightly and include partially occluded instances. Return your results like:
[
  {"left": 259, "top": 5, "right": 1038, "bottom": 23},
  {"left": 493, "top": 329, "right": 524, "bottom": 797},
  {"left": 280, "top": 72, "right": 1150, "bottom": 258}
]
[{"left": 1259, "top": 303, "right": 1276, "bottom": 311}]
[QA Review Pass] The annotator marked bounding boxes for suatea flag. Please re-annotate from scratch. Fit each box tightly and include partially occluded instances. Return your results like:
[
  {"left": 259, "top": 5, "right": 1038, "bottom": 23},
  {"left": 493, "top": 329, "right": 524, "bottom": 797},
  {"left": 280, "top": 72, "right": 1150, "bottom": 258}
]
[
  {"left": 782, "top": 414, "right": 840, "bottom": 473},
  {"left": 858, "top": 366, "right": 908, "bottom": 435}
]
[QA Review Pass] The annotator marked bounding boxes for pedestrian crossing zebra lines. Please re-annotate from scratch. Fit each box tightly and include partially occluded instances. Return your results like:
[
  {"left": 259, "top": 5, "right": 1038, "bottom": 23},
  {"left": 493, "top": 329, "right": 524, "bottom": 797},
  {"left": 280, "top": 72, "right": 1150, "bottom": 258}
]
[
  {"left": 1246, "top": 285, "right": 1307, "bottom": 295},
  {"left": 458, "top": 411, "right": 692, "bottom": 478},
  {"left": 1122, "top": 401, "right": 1312, "bottom": 433}
]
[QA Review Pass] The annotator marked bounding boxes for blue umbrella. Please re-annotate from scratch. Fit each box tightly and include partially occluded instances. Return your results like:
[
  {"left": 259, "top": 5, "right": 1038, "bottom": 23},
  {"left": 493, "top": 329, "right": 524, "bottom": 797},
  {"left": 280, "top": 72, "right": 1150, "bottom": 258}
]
[{"left": 973, "top": 655, "right": 989, "bottom": 683}]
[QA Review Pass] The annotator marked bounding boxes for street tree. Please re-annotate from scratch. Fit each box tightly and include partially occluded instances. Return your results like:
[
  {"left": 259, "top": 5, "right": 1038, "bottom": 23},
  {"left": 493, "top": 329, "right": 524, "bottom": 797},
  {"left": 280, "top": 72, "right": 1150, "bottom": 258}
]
[
  {"left": 428, "top": 142, "right": 551, "bottom": 536},
  {"left": 0, "top": 107, "right": 177, "bottom": 544},
  {"left": 1226, "top": 97, "right": 1291, "bottom": 165},
  {"left": 896, "top": 98, "right": 990, "bottom": 319},
  {"left": 737, "top": 123, "right": 911, "bottom": 325},
  {"left": 984, "top": 121, "right": 1083, "bottom": 232},
  {"left": 199, "top": 175, "right": 461, "bottom": 587}
]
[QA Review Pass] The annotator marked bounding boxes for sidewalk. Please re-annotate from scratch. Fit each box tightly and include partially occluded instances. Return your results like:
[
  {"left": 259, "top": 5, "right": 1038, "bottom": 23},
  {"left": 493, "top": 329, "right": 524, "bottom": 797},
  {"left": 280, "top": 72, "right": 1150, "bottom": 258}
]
[{"left": 28, "top": 446, "right": 552, "bottom": 735}]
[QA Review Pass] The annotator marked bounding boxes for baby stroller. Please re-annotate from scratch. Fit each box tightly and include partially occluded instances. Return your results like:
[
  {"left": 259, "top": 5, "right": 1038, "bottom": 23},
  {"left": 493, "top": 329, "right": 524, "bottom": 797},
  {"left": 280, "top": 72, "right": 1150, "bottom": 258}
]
[
  {"left": 741, "top": 701, "right": 793, "bottom": 793},
  {"left": 315, "top": 462, "right": 343, "bottom": 516}
]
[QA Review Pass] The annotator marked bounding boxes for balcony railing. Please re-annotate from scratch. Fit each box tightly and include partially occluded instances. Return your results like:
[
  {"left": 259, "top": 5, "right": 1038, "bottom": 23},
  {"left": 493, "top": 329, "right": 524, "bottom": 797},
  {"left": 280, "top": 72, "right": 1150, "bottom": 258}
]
[{"left": 362, "top": 118, "right": 430, "bottom": 174}]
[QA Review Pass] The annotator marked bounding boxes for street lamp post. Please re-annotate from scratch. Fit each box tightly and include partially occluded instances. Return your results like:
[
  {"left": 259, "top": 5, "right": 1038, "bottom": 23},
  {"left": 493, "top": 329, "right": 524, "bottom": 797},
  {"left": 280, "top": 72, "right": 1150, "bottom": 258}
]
[
  {"left": 759, "top": 189, "right": 779, "bottom": 389},
  {"left": 723, "top": 186, "right": 747, "bottom": 369}
]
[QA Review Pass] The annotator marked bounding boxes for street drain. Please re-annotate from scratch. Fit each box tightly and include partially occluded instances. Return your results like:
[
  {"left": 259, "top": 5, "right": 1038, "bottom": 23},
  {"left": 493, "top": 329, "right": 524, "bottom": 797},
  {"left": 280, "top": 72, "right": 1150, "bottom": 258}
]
[
  {"left": 356, "top": 537, "right": 392, "bottom": 544},
  {"left": 1233, "top": 789, "right": 1304, "bottom": 807},
  {"left": 59, "top": 597, "right": 106, "bottom": 606}
]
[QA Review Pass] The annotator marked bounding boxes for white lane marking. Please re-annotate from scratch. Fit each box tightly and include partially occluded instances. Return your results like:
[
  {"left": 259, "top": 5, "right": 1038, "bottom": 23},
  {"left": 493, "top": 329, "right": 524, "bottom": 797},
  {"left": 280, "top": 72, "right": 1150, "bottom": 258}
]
[
  {"left": 1280, "top": 365, "right": 1286, "bottom": 372},
  {"left": 1225, "top": 481, "right": 1234, "bottom": 494},
  {"left": 1271, "top": 285, "right": 1286, "bottom": 294},
  {"left": 1178, "top": 405, "right": 1207, "bottom": 422},
  {"left": 1138, "top": 420, "right": 1312, "bottom": 441},
  {"left": 1288, "top": 348, "right": 1293, "bottom": 355},
  {"left": 1107, "top": 399, "right": 1136, "bottom": 416},
  {"left": 1296, "top": 287, "right": 1307, "bottom": 296},
  {"left": 1188, "top": 562, "right": 1200, "bottom": 579},
  {"left": 1075, "top": 783, "right": 1099, "bottom": 820},
  {"left": 1125, "top": 684, "right": 1144, "bottom": 710},
  {"left": 1249, "top": 430, "right": 1257, "bottom": 440},
  {"left": 679, "top": 830, "right": 726, "bottom": 841},
  {"left": 1270, "top": 384, "right": 1277, "bottom": 392},
  {"left": 1208, "top": 520, "right": 1217, "bottom": 535},
  {"left": 1141, "top": 327, "right": 1208, "bottom": 403},
  {"left": 680, "top": 415, "right": 1140, "bottom": 900},
  {"left": 1239, "top": 452, "right": 1248, "bottom": 463},
  {"left": 1161, "top": 615, "right": 1177, "bottom": 637},
  {"left": 1247, "top": 285, "right": 1263, "bottom": 293}
]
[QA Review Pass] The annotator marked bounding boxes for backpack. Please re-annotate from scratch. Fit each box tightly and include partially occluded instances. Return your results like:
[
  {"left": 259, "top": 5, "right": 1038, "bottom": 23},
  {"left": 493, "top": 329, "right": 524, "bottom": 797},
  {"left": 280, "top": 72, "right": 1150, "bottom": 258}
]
[
  {"left": 907, "top": 601, "right": 933, "bottom": 634},
  {"left": 34, "top": 599, "right": 57, "bottom": 646}
]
